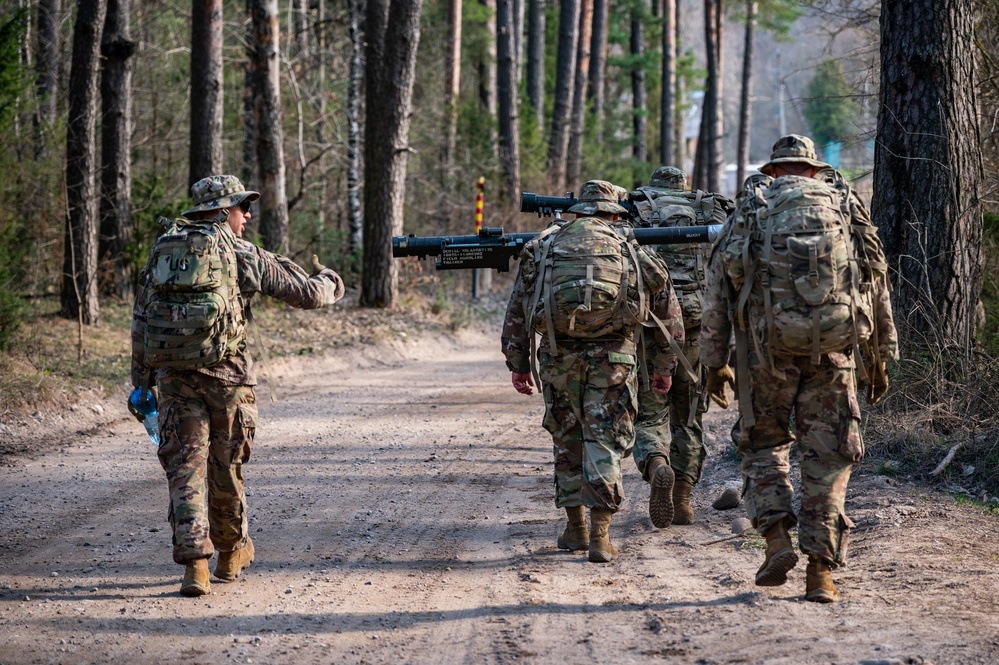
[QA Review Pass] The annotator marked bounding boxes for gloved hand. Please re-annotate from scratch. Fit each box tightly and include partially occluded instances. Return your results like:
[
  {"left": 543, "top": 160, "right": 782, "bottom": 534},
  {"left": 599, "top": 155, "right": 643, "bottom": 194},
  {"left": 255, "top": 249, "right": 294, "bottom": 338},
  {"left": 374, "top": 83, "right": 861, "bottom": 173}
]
[
  {"left": 311, "top": 256, "right": 346, "bottom": 303},
  {"left": 865, "top": 361, "right": 889, "bottom": 406},
  {"left": 651, "top": 373, "right": 672, "bottom": 395},
  {"left": 310, "top": 254, "right": 327, "bottom": 276},
  {"left": 127, "top": 395, "right": 145, "bottom": 423},
  {"left": 705, "top": 364, "right": 736, "bottom": 409}
]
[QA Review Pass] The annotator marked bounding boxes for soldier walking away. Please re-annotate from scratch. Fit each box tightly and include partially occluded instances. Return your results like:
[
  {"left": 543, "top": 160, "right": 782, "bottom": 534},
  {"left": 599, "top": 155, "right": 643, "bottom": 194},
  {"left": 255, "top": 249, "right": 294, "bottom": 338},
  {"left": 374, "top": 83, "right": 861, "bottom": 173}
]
[
  {"left": 130, "top": 175, "right": 345, "bottom": 596},
  {"left": 501, "top": 180, "right": 685, "bottom": 563},
  {"left": 624, "top": 167, "right": 735, "bottom": 527},
  {"left": 700, "top": 135, "right": 898, "bottom": 602}
]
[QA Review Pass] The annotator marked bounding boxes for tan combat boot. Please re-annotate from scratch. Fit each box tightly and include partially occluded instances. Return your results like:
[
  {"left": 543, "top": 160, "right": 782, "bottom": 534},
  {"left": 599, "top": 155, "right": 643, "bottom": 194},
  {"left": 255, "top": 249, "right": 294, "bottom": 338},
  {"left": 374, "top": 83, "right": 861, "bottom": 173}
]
[
  {"left": 588, "top": 508, "right": 619, "bottom": 563},
  {"left": 215, "top": 537, "right": 255, "bottom": 582},
  {"left": 805, "top": 555, "right": 839, "bottom": 603},
  {"left": 556, "top": 506, "right": 589, "bottom": 551},
  {"left": 755, "top": 523, "right": 798, "bottom": 587},
  {"left": 672, "top": 479, "right": 695, "bottom": 525},
  {"left": 646, "top": 456, "right": 675, "bottom": 528},
  {"left": 180, "top": 558, "right": 211, "bottom": 597}
]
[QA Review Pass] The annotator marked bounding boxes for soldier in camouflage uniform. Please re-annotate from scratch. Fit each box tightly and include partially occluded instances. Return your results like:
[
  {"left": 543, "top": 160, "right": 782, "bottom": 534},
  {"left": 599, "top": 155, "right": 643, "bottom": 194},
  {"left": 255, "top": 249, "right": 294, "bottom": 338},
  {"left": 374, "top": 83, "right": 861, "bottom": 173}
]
[
  {"left": 130, "top": 175, "right": 345, "bottom": 597},
  {"left": 626, "top": 166, "right": 735, "bottom": 528},
  {"left": 700, "top": 136, "right": 898, "bottom": 602},
  {"left": 502, "top": 180, "right": 684, "bottom": 563}
]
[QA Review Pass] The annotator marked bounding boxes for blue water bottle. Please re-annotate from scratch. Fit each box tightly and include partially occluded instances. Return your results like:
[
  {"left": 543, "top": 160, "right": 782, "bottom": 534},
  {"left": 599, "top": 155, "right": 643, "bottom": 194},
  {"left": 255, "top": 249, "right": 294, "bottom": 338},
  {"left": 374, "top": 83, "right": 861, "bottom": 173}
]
[{"left": 129, "top": 388, "right": 161, "bottom": 446}]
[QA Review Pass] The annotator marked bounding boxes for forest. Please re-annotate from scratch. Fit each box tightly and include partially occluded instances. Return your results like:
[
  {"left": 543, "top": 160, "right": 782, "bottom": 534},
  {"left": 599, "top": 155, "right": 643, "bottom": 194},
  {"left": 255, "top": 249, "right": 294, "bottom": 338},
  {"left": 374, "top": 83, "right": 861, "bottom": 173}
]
[{"left": 1, "top": 1, "right": 998, "bottom": 491}]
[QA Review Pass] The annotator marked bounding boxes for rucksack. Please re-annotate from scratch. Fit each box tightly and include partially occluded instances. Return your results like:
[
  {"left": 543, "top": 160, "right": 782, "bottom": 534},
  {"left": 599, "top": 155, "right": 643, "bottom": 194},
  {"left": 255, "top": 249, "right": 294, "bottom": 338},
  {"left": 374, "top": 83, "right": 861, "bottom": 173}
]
[
  {"left": 628, "top": 188, "right": 735, "bottom": 331},
  {"left": 720, "top": 173, "right": 876, "bottom": 365},
  {"left": 142, "top": 216, "right": 246, "bottom": 370}
]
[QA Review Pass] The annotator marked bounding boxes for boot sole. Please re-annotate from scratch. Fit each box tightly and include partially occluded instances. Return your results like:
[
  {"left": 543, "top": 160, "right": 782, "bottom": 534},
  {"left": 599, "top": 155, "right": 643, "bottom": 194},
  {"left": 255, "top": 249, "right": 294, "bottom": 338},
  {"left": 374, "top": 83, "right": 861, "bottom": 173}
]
[
  {"left": 557, "top": 534, "right": 589, "bottom": 551},
  {"left": 755, "top": 549, "right": 799, "bottom": 587},
  {"left": 180, "top": 581, "right": 210, "bottom": 596},
  {"left": 587, "top": 548, "right": 617, "bottom": 563},
  {"left": 214, "top": 556, "right": 253, "bottom": 582},
  {"left": 649, "top": 465, "right": 676, "bottom": 528},
  {"left": 805, "top": 588, "right": 839, "bottom": 603}
]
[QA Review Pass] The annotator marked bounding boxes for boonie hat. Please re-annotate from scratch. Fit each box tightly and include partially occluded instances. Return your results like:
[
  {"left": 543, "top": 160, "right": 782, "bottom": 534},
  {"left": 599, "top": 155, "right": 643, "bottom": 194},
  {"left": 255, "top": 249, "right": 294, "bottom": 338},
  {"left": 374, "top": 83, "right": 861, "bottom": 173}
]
[
  {"left": 649, "top": 166, "right": 688, "bottom": 190},
  {"left": 567, "top": 179, "right": 627, "bottom": 215},
  {"left": 758, "top": 134, "right": 829, "bottom": 176},
  {"left": 183, "top": 175, "right": 260, "bottom": 216}
]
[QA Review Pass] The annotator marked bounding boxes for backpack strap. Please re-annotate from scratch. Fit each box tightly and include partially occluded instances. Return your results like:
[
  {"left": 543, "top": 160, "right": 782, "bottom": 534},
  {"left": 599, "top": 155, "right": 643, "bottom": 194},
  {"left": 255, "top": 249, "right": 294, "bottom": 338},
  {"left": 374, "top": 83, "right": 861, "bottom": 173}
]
[
  {"left": 522, "top": 224, "right": 561, "bottom": 389},
  {"left": 638, "top": 187, "right": 661, "bottom": 226}
]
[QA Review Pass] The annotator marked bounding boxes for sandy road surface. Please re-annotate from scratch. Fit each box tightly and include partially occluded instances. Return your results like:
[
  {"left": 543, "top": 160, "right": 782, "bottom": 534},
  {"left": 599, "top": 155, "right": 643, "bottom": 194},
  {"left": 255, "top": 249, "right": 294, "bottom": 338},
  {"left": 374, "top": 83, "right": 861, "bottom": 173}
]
[{"left": 1, "top": 326, "right": 998, "bottom": 665}]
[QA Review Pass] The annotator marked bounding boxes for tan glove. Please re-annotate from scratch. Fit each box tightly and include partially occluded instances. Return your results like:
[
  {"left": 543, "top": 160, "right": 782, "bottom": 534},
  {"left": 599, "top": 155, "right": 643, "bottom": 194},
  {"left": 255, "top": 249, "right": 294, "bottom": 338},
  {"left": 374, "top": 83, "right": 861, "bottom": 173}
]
[
  {"left": 705, "top": 365, "right": 736, "bottom": 409},
  {"left": 311, "top": 255, "right": 346, "bottom": 303},
  {"left": 310, "top": 255, "right": 327, "bottom": 276}
]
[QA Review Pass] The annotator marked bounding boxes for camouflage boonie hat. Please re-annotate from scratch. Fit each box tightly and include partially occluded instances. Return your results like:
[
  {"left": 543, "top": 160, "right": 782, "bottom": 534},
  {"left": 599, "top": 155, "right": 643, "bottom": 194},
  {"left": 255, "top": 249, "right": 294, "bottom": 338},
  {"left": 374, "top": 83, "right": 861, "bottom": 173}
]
[
  {"left": 183, "top": 175, "right": 260, "bottom": 216},
  {"left": 649, "top": 166, "right": 688, "bottom": 190},
  {"left": 567, "top": 179, "right": 627, "bottom": 215},
  {"left": 758, "top": 134, "right": 829, "bottom": 176}
]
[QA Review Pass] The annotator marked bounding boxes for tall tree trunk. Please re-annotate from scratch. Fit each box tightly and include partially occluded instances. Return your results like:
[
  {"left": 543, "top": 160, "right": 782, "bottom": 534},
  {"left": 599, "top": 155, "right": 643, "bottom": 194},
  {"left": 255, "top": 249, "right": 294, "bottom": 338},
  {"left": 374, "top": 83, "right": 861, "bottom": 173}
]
[
  {"left": 630, "top": 9, "right": 646, "bottom": 164},
  {"left": 546, "top": 0, "right": 579, "bottom": 192},
  {"left": 347, "top": 0, "right": 364, "bottom": 254},
  {"left": 567, "top": 0, "right": 592, "bottom": 188},
  {"left": 673, "top": 0, "right": 685, "bottom": 168},
  {"left": 660, "top": 0, "right": 675, "bottom": 166},
  {"left": 442, "top": 0, "right": 462, "bottom": 182},
  {"left": 526, "top": 0, "right": 544, "bottom": 130},
  {"left": 61, "top": 0, "right": 107, "bottom": 325},
  {"left": 478, "top": 0, "right": 497, "bottom": 117},
  {"left": 588, "top": 0, "right": 608, "bottom": 143},
  {"left": 873, "top": 0, "right": 983, "bottom": 349},
  {"left": 99, "top": 0, "right": 135, "bottom": 301},
  {"left": 736, "top": 0, "right": 755, "bottom": 189},
  {"left": 251, "top": 0, "right": 290, "bottom": 253},
  {"left": 189, "top": 0, "right": 224, "bottom": 187},
  {"left": 513, "top": 0, "right": 523, "bottom": 84},
  {"left": 496, "top": 0, "right": 521, "bottom": 201},
  {"left": 361, "top": 0, "right": 423, "bottom": 307},
  {"left": 292, "top": 0, "right": 308, "bottom": 57},
  {"left": 34, "top": 0, "right": 60, "bottom": 157},
  {"left": 702, "top": 0, "right": 720, "bottom": 192}
]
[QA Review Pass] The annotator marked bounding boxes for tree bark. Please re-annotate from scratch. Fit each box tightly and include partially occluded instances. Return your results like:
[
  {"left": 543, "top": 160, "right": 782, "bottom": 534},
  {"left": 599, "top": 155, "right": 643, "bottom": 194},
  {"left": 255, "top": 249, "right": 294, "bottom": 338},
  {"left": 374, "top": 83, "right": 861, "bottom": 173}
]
[
  {"left": 442, "top": 0, "right": 462, "bottom": 182},
  {"left": 566, "top": 0, "right": 592, "bottom": 188},
  {"left": 496, "top": 0, "right": 521, "bottom": 201},
  {"left": 34, "top": 0, "right": 60, "bottom": 157},
  {"left": 250, "top": 0, "right": 290, "bottom": 253},
  {"left": 361, "top": 0, "right": 423, "bottom": 307},
  {"left": 546, "top": 0, "right": 579, "bottom": 192},
  {"left": 630, "top": 9, "right": 646, "bottom": 164},
  {"left": 189, "top": 0, "right": 224, "bottom": 187},
  {"left": 347, "top": 0, "right": 364, "bottom": 254},
  {"left": 526, "top": 0, "right": 544, "bottom": 130},
  {"left": 674, "top": 0, "right": 685, "bottom": 168},
  {"left": 61, "top": 0, "right": 107, "bottom": 325},
  {"left": 736, "top": 0, "right": 755, "bottom": 190},
  {"left": 292, "top": 0, "right": 308, "bottom": 57},
  {"left": 873, "top": 0, "right": 983, "bottom": 349},
  {"left": 588, "top": 0, "right": 608, "bottom": 144},
  {"left": 660, "top": 0, "right": 675, "bottom": 165},
  {"left": 702, "top": 0, "right": 720, "bottom": 191},
  {"left": 99, "top": 0, "right": 136, "bottom": 301},
  {"left": 478, "top": 0, "right": 497, "bottom": 117}
]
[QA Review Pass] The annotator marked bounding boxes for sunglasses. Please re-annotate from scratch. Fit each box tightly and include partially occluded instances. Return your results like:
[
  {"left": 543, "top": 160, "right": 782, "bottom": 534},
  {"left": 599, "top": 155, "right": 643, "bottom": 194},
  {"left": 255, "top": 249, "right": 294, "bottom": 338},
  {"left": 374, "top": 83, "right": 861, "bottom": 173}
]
[{"left": 238, "top": 199, "right": 253, "bottom": 213}]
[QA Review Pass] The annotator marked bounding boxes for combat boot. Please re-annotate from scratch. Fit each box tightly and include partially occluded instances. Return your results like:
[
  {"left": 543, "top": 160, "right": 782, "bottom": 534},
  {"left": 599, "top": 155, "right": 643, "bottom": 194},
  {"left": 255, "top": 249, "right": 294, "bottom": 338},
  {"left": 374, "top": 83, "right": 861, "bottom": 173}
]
[
  {"left": 180, "top": 558, "right": 211, "bottom": 597},
  {"left": 556, "top": 506, "right": 589, "bottom": 551},
  {"left": 672, "top": 479, "right": 695, "bottom": 525},
  {"left": 805, "top": 555, "right": 839, "bottom": 603},
  {"left": 646, "top": 456, "right": 675, "bottom": 528},
  {"left": 588, "top": 508, "right": 619, "bottom": 563},
  {"left": 215, "top": 537, "right": 255, "bottom": 582},
  {"left": 755, "top": 522, "right": 798, "bottom": 587}
]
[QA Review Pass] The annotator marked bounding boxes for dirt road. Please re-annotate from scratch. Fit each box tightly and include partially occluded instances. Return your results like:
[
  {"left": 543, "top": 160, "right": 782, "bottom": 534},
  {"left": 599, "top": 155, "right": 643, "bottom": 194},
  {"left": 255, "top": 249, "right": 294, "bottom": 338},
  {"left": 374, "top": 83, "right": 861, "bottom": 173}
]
[{"left": 1, "top": 325, "right": 998, "bottom": 664}]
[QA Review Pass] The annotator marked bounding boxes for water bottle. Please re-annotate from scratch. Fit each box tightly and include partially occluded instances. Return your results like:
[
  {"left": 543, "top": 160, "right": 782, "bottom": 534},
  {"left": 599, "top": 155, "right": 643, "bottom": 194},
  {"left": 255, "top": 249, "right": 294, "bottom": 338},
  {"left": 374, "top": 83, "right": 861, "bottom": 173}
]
[{"left": 129, "top": 388, "right": 161, "bottom": 446}]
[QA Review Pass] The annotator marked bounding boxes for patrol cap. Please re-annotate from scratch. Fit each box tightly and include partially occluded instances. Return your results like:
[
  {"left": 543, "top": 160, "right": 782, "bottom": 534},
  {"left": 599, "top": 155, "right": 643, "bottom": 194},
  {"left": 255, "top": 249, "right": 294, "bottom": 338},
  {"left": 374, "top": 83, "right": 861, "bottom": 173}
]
[
  {"left": 566, "top": 179, "right": 628, "bottom": 215},
  {"left": 758, "top": 134, "right": 829, "bottom": 176},
  {"left": 183, "top": 175, "right": 260, "bottom": 216},
  {"left": 649, "top": 166, "right": 688, "bottom": 190}
]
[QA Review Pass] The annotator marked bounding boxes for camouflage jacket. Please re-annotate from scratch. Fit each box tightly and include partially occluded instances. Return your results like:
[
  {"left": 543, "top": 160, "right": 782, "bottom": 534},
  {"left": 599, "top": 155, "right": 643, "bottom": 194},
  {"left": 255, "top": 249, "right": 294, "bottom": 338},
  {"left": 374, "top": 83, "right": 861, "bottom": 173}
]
[
  {"left": 501, "top": 231, "right": 684, "bottom": 375},
  {"left": 700, "top": 179, "right": 899, "bottom": 370},
  {"left": 132, "top": 226, "right": 341, "bottom": 387}
]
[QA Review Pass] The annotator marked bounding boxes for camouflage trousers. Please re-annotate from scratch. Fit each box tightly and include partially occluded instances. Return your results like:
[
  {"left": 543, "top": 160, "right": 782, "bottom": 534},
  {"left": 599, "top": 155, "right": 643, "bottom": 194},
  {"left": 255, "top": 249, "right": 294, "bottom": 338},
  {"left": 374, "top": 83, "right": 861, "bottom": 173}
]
[
  {"left": 633, "top": 329, "right": 708, "bottom": 485},
  {"left": 156, "top": 370, "right": 258, "bottom": 564},
  {"left": 738, "top": 353, "right": 862, "bottom": 568},
  {"left": 539, "top": 346, "right": 638, "bottom": 512}
]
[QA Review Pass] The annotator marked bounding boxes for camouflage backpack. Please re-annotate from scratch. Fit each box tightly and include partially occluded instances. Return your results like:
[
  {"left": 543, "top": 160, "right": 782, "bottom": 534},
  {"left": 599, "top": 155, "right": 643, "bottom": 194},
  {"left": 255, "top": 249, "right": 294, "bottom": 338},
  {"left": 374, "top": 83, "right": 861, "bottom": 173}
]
[
  {"left": 628, "top": 187, "right": 734, "bottom": 330},
  {"left": 720, "top": 172, "right": 876, "bottom": 364},
  {"left": 521, "top": 216, "right": 669, "bottom": 350},
  {"left": 142, "top": 214, "right": 246, "bottom": 369}
]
